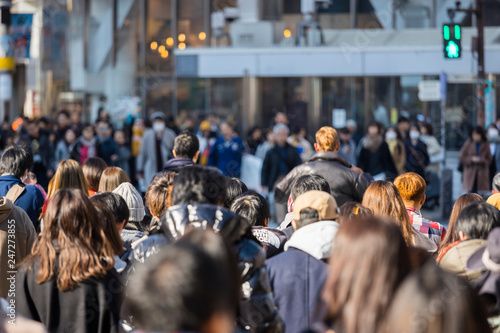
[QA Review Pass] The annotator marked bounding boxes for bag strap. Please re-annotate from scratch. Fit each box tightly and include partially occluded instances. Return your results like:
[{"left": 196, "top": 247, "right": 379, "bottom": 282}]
[
  {"left": 5, "top": 184, "right": 26, "bottom": 204},
  {"left": 408, "top": 144, "right": 427, "bottom": 172}
]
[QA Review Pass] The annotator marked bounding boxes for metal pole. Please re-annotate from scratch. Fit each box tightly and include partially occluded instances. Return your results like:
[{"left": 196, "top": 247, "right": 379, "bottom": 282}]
[
  {"left": 476, "top": 0, "right": 485, "bottom": 127},
  {"left": 349, "top": 0, "right": 356, "bottom": 29},
  {"left": 171, "top": 0, "right": 178, "bottom": 118}
]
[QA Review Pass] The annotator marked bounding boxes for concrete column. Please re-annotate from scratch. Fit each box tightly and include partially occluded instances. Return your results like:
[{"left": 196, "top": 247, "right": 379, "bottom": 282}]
[{"left": 242, "top": 71, "right": 259, "bottom": 134}]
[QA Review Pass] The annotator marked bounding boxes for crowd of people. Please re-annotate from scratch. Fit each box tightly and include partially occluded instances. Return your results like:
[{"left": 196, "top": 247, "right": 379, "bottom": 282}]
[{"left": 1, "top": 109, "right": 500, "bottom": 333}]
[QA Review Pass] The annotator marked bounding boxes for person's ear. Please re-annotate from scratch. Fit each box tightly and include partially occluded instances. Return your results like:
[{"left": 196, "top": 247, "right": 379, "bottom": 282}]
[
  {"left": 458, "top": 230, "right": 468, "bottom": 241},
  {"left": 173, "top": 150, "right": 177, "bottom": 158},
  {"left": 420, "top": 194, "right": 426, "bottom": 206},
  {"left": 202, "top": 312, "right": 234, "bottom": 333},
  {"left": 335, "top": 141, "right": 340, "bottom": 152},
  {"left": 314, "top": 142, "right": 320, "bottom": 152},
  {"left": 193, "top": 151, "right": 200, "bottom": 163},
  {"left": 291, "top": 220, "right": 298, "bottom": 231}
]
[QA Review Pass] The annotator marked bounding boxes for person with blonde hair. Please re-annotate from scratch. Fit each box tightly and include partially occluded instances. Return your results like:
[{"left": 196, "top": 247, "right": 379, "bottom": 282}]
[
  {"left": 362, "top": 180, "right": 437, "bottom": 252},
  {"left": 276, "top": 126, "right": 369, "bottom": 208},
  {"left": 394, "top": 172, "right": 447, "bottom": 246},
  {"left": 98, "top": 166, "right": 131, "bottom": 192}
]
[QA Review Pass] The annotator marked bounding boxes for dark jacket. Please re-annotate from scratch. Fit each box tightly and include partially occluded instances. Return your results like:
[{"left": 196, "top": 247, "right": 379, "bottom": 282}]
[
  {"left": 251, "top": 226, "right": 287, "bottom": 259},
  {"left": 97, "top": 136, "right": 118, "bottom": 166},
  {"left": 208, "top": 136, "right": 246, "bottom": 177},
  {"left": 358, "top": 136, "right": 398, "bottom": 178},
  {"left": 261, "top": 143, "right": 302, "bottom": 189},
  {"left": 267, "top": 249, "right": 327, "bottom": 333},
  {"left": 163, "top": 157, "right": 196, "bottom": 173},
  {"left": 405, "top": 139, "right": 430, "bottom": 180},
  {"left": 15, "top": 259, "right": 124, "bottom": 333},
  {"left": 0, "top": 176, "right": 44, "bottom": 227},
  {"left": 275, "top": 151, "right": 370, "bottom": 207},
  {"left": 133, "top": 204, "right": 284, "bottom": 332}
]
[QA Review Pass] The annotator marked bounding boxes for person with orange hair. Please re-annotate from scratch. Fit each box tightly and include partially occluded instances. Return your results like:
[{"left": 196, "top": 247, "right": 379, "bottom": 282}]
[
  {"left": 394, "top": 172, "right": 447, "bottom": 246},
  {"left": 275, "top": 126, "right": 370, "bottom": 208}
]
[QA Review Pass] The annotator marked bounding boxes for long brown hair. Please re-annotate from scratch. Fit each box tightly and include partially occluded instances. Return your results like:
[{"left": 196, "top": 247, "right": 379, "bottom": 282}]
[
  {"left": 82, "top": 157, "right": 108, "bottom": 193},
  {"left": 93, "top": 202, "right": 123, "bottom": 255},
  {"left": 23, "top": 188, "right": 115, "bottom": 291},
  {"left": 47, "top": 159, "right": 88, "bottom": 199},
  {"left": 438, "top": 193, "right": 484, "bottom": 256},
  {"left": 98, "top": 167, "right": 131, "bottom": 192},
  {"left": 323, "top": 217, "right": 411, "bottom": 333},
  {"left": 362, "top": 180, "right": 415, "bottom": 246}
]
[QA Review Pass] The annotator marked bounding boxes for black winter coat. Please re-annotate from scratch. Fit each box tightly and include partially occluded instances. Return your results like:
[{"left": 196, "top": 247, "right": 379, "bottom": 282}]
[
  {"left": 275, "top": 151, "right": 370, "bottom": 207},
  {"left": 15, "top": 259, "right": 124, "bottom": 333},
  {"left": 404, "top": 140, "right": 430, "bottom": 180},
  {"left": 358, "top": 139, "right": 398, "bottom": 178},
  {"left": 261, "top": 144, "right": 302, "bottom": 189},
  {"left": 132, "top": 204, "right": 284, "bottom": 333}
]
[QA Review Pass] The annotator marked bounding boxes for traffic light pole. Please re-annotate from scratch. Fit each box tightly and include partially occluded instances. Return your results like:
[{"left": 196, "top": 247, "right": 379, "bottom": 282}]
[{"left": 449, "top": 0, "right": 486, "bottom": 126}]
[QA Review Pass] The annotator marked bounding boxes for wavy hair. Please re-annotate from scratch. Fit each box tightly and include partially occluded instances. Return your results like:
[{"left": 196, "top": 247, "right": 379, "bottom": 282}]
[
  {"left": 23, "top": 188, "right": 115, "bottom": 291},
  {"left": 362, "top": 181, "right": 415, "bottom": 246}
]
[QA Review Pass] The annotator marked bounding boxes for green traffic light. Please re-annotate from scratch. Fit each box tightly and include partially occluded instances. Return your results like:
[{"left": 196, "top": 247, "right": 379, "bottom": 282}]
[
  {"left": 446, "top": 41, "right": 460, "bottom": 58},
  {"left": 454, "top": 25, "right": 461, "bottom": 40},
  {"left": 443, "top": 25, "right": 450, "bottom": 40}
]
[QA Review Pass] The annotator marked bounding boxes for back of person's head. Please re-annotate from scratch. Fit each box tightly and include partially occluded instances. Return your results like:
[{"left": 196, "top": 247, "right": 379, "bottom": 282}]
[
  {"left": 0, "top": 146, "right": 33, "bottom": 179},
  {"left": 338, "top": 202, "right": 372, "bottom": 225},
  {"left": 290, "top": 174, "right": 331, "bottom": 201},
  {"left": 493, "top": 173, "right": 500, "bottom": 194},
  {"left": 25, "top": 188, "right": 114, "bottom": 291},
  {"left": 98, "top": 166, "right": 131, "bottom": 192},
  {"left": 439, "top": 193, "right": 484, "bottom": 254},
  {"left": 362, "top": 181, "right": 414, "bottom": 246},
  {"left": 323, "top": 216, "right": 411, "bottom": 333},
  {"left": 173, "top": 130, "right": 200, "bottom": 160},
  {"left": 92, "top": 202, "right": 123, "bottom": 255},
  {"left": 82, "top": 157, "right": 108, "bottom": 193},
  {"left": 456, "top": 202, "right": 500, "bottom": 240},
  {"left": 125, "top": 229, "right": 237, "bottom": 333},
  {"left": 172, "top": 166, "right": 227, "bottom": 206},
  {"left": 315, "top": 126, "right": 338, "bottom": 152},
  {"left": 230, "top": 191, "right": 269, "bottom": 227},
  {"left": 112, "top": 182, "right": 145, "bottom": 223},
  {"left": 394, "top": 172, "right": 426, "bottom": 204},
  {"left": 145, "top": 172, "right": 176, "bottom": 218},
  {"left": 383, "top": 262, "right": 491, "bottom": 333},
  {"left": 487, "top": 193, "right": 500, "bottom": 210},
  {"left": 293, "top": 190, "right": 339, "bottom": 229},
  {"left": 224, "top": 177, "right": 248, "bottom": 208},
  {"left": 90, "top": 192, "right": 129, "bottom": 225},
  {"left": 47, "top": 159, "right": 88, "bottom": 199}
]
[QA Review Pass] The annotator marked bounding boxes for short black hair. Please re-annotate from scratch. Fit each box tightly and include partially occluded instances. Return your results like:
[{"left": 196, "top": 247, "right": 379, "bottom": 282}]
[
  {"left": 172, "top": 166, "right": 227, "bottom": 206},
  {"left": 125, "top": 230, "right": 236, "bottom": 332},
  {"left": 224, "top": 177, "right": 248, "bottom": 208},
  {"left": 0, "top": 146, "right": 33, "bottom": 179},
  {"left": 456, "top": 202, "right": 500, "bottom": 240},
  {"left": 471, "top": 126, "right": 488, "bottom": 143},
  {"left": 90, "top": 192, "right": 129, "bottom": 224},
  {"left": 230, "top": 191, "right": 269, "bottom": 227},
  {"left": 290, "top": 174, "right": 331, "bottom": 200},
  {"left": 173, "top": 130, "right": 200, "bottom": 159},
  {"left": 398, "top": 116, "right": 409, "bottom": 124}
]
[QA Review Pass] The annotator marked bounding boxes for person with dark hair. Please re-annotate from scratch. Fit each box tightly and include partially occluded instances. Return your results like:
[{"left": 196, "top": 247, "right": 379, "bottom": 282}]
[
  {"left": 397, "top": 116, "right": 410, "bottom": 141},
  {"left": 95, "top": 120, "right": 119, "bottom": 166},
  {"left": 0, "top": 146, "right": 45, "bottom": 226},
  {"left": 420, "top": 122, "right": 442, "bottom": 174},
  {"left": 278, "top": 174, "right": 331, "bottom": 238},
  {"left": 266, "top": 191, "right": 340, "bottom": 333},
  {"left": 163, "top": 130, "right": 199, "bottom": 173},
  {"left": 132, "top": 165, "right": 284, "bottom": 332},
  {"left": 15, "top": 189, "right": 124, "bottom": 333},
  {"left": 25, "top": 119, "right": 55, "bottom": 189},
  {"left": 208, "top": 122, "right": 246, "bottom": 177},
  {"left": 385, "top": 127, "right": 406, "bottom": 175},
  {"left": 439, "top": 202, "right": 500, "bottom": 283},
  {"left": 137, "top": 112, "right": 176, "bottom": 185},
  {"left": 404, "top": 123, "right": 430, "bottom": 180},
  {"left": 337, "top": 127, "right": 357, "bottom": 166},
  {"left": 224, "top": 177, "right": 248, "bottom": 208},
  {"left": 460, "top": 125, "right": 493, "bottom": 194},
  {"left": 230, "top": 191, "right": 287, "bottom": 258},
  {"left": 125, "top": 230, "right": 237, "bottom": 333},
  {"left": 82, "top": 157, "right": 108, "bottom": 196},
  {"left": 319, "top": 216, "right": 411, "bottom": 333},
  {"left": 70, "top": 123, "right": 98, "bottom": 164},
  {"left": 276, "top": 126, "right": 368, "bottom": 222},
  {"left": 55, "top": 110, "right": 71, "bottom": 143},
  {"left": 90, "top": 192, "right": 130, "bottom": 231},
  {"left": 337, "top": 202, "right": 372, "bottom": 224},
  {"left": 114, "top": 129, "right": 132, "bottom": 176},
  {"left": 246, "top": 126, "right": 263, "bottom": 155},
  {"left": 358, "top": 122, "right": 398, "bottom": 180},
  {"left": 437, "top": 193, "right": 484, "bottom": 261},
  {"left": 384, "top": 261, "right": 491, "bottom": 333},
  {"left": 288, "top": 125, "right": 314, "bottom": 162}
]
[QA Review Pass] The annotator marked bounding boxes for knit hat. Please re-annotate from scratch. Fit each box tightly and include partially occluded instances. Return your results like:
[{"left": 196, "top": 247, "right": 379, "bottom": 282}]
[{"left": 112, "top": 182, "right": 145, "bottom": 222}]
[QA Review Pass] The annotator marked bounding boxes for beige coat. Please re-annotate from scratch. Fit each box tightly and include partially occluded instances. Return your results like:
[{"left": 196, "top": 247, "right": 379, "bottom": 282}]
[{"left": 0, "top": 198, "right": 37, "bottom": 298}]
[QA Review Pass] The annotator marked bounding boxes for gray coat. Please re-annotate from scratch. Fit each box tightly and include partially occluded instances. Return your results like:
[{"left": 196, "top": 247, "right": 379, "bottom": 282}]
[{"left": 136, "top": 128, "right": 176, "bottom": 184}]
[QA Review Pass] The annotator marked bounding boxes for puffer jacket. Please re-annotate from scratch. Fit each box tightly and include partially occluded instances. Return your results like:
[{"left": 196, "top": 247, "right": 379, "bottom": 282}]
[
  {"left": 275, "top": 151, "right": 370, "bottom": 207},
  {"left": 133, "top": 204, "right": 284, "bottom": 333}
]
